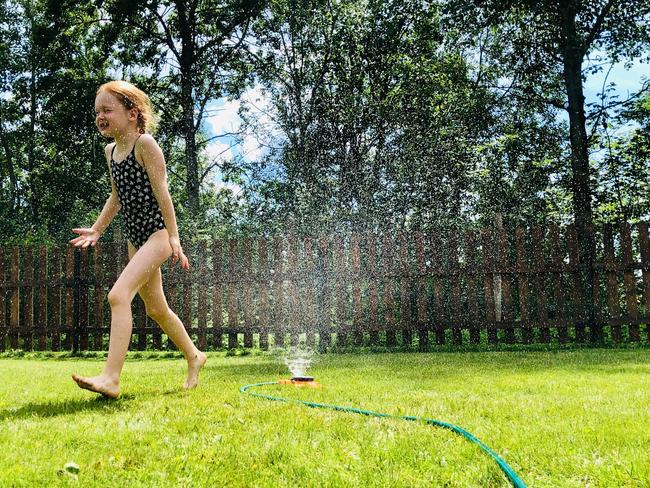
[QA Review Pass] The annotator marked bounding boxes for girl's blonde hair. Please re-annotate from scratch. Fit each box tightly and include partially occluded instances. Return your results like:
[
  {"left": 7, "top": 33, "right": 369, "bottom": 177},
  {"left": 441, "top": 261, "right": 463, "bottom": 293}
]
[{"left": 97, "top": 80, "right": 159, "bottom": 134}]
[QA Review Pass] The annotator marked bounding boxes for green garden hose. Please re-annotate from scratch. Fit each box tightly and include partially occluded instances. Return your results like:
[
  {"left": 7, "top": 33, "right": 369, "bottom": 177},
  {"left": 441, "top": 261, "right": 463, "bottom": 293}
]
[{"left": 240, "top": 381, "right": 526, "bottom": 488}]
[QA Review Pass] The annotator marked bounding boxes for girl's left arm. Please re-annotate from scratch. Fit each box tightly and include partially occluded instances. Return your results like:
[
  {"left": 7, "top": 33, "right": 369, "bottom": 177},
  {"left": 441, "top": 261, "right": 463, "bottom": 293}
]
[{"left": 138, "top": 134, "right": 189, "bottom": 269}]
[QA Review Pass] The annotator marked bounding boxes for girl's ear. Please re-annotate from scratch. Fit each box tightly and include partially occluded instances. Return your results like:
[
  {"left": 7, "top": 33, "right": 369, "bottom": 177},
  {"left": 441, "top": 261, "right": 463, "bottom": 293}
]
[{"left": 129, "top": 108, "right": 138, "bottom": 120}]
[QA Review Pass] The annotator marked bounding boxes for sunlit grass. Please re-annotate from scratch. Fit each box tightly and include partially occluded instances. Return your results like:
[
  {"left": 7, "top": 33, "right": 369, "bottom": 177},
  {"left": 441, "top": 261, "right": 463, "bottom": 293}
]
[{"left": 0, "top": 348, "right": 648, "bottom": 487}]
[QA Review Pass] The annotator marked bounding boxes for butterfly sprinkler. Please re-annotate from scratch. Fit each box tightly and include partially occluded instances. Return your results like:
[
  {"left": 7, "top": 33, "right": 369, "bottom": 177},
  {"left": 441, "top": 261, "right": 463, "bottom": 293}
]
[{"left": 240, "top": 354, "right": 526, "bottom": 487}]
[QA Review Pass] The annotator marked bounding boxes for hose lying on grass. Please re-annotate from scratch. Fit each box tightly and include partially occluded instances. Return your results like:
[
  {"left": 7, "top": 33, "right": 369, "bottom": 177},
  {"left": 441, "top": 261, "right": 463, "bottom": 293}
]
[{"left": 240, "top": 381, "right": 526, "bottom": 488}]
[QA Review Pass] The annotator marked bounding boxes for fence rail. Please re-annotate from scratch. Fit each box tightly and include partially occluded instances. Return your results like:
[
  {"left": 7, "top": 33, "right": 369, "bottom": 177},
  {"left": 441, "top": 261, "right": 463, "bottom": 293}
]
[{"left": 1, "top": 222, "right": 649, "bottom": 352}]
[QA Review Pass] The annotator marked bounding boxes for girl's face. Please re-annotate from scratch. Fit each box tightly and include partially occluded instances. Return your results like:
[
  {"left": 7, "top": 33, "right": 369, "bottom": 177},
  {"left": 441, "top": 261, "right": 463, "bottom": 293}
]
[{"left": 94, "top": 90, "right": 138, "bottom": 138}]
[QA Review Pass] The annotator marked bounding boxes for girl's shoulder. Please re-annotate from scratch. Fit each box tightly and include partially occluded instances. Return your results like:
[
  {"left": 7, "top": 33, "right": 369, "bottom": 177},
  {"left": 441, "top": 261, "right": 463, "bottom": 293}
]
[
  {"left": 104, "top": 142, "right": 116, "bottom": 161},
  {"left": 135, "top": 133, "right": 157, "bottom": 148},
  {"left": 134, "top": 133, "right": 159, "bottom": 155},
  {"left": 134, "top": 133, "right": 161, "bottom": 168}
]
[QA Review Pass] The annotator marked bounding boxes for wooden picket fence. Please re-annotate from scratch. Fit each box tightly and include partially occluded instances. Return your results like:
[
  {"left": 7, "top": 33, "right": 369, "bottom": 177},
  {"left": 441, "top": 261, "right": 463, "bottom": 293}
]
[{"left": 1, "top": 222, "right": 649, "bottom": 352}]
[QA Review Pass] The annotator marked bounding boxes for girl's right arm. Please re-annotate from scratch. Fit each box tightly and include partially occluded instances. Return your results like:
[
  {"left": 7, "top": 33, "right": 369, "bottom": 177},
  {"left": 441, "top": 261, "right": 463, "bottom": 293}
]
[
  {"left": 70, "top": 144, "right": 121, "bottom": 248},
  {"left": 93, "top": 143, "right": 122, "bottom": 233}
]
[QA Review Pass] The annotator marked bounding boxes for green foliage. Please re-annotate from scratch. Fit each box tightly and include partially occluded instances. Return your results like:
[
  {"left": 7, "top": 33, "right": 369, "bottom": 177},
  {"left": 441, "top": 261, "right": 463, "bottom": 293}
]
[
  {"left": 0, "top": 0, "right": 648, "bottom": 246},
  {"left": 0, "top": 0, "right": 111, "bottom": 245},
  {"left": 593, "top": 93, "right": 650, "bottom": 223}
]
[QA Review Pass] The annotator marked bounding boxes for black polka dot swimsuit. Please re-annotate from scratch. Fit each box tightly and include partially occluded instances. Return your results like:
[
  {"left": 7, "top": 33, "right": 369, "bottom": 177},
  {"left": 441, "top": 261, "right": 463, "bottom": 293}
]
[{"left": 110, "top": 138, "right": 166, "bottom": 248}]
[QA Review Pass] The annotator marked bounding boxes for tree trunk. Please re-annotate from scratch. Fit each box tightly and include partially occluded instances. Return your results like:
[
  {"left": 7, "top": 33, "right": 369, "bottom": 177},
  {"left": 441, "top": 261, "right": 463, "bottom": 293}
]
[
  {"left": 560, "top": 11, "right": 593, "bottom": 232},
  {"left": 181, "top": 73, "right": 199, "bottom": 212},
  {"left": 28, "top": 38, "right": 39, "bottom": 225},
  {"left": 178, "top": 0, "right": 199, "bottom": 213},
  {"left": 560, "top": 4, "right": 596, "bottom": 331}
]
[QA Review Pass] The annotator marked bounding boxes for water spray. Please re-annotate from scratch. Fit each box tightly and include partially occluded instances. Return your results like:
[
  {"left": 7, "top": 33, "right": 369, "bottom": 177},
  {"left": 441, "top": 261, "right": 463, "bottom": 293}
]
[{"left": 278, "top": 347, "right": 320, "bottom": 387}]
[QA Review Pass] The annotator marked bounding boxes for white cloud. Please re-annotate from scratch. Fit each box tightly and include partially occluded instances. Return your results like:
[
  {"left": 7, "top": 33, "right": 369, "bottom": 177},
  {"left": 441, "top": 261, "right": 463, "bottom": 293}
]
[
  {"left": 205, "top": 140, "right": 233, "bottom": 164},
  {"left": 205, "top": 85, "right": 281, "bottom": 163},
  {"left": 206, "top": 98, "right": 242, "bottom": 136},
  {"left": 215, "top": 180, "right": 243, "bottom": 197}
]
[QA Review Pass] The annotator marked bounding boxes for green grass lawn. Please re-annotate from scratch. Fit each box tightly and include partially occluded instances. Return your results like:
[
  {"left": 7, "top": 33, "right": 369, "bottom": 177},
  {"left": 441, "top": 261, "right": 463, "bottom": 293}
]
[{"left": 0, "top": 348, "right": 648, "bottom": 487}]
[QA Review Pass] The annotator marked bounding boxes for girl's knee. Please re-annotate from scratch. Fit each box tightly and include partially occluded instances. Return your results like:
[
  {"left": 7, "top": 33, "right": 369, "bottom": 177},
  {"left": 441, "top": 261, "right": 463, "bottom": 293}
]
[
  {"left": 108, "top": 287, "right": 132, "bottom": 307},
  {"left": 146, "top": 305, "right": 170, "bottom": 322}
]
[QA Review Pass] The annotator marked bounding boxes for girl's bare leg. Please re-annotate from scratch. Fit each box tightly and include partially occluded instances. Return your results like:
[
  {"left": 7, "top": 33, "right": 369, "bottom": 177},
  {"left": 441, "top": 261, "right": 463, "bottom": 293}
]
[
  {"left": 72, "top": 229, "right": 174, "bottom": 398},
  {"left": 133, "top": 247, "right": 206, "bottom": 389}
]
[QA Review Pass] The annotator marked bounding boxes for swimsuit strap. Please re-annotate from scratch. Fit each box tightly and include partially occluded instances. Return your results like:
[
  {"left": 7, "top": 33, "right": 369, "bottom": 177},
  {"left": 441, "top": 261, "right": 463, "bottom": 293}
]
[
  {"left": 111, "top": 134, "right": 142, "bottom": 162},
  {"left": 131, "top": 134, "right": 142, "bottom": 155}
]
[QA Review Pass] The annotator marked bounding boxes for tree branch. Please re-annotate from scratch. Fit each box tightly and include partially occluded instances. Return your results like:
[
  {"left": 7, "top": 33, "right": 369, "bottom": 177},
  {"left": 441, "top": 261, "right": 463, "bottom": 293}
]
[{"left": 583, "top": 0, "right": 616, "bottom": 54}]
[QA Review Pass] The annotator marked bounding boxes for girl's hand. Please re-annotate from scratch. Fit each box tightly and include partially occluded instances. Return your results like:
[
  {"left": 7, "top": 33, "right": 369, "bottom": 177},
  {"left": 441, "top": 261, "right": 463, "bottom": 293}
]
[
  {"left": 169, "top": 236, "right": 190, "bottom": 269},
  {"left": 70, "top": 228, "right": 100, "bottom": 248}
]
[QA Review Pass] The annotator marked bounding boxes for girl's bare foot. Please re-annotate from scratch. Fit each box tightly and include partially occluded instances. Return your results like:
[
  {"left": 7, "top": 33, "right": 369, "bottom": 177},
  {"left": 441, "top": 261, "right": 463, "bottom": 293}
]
[
  {"left": 184, "top": 351, "right": 207, "bottom": 390},
  {"left": 72, "top": 374, "right": 120, "bottom": 399}
]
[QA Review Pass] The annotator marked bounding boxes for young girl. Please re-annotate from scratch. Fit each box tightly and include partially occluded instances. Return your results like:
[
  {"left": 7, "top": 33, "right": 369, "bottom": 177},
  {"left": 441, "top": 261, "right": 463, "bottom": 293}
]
[{"left": 70, "top": 80, "right": 206, "bottom": 398}]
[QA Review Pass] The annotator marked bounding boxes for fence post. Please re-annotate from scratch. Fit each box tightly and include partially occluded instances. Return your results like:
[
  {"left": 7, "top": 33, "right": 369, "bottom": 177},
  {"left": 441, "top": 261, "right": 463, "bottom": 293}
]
[
  {"left": 72, "top": 248, "right": 80, "bottom": 354},
  {"left": 315, "top": 236, "right": 329, "bottom": 352},
  {"left": 638, "top": 223, "right": 650, "bottom": 342},
  {"left": 494, "top": 214, "right": 503, "bottom": 324},
  {"left": 0, "top": 247, "right": 5, "bottom": 352},
  {"left": 9, "top": 247, "right": 19, "bottom": 349}
]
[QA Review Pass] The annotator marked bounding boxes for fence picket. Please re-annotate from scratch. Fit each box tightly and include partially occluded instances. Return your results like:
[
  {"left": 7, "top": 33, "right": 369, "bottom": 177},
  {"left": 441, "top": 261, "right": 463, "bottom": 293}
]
[
  {"left": 181, "top": 242, "right": 193, "bottom": 348},
  {"left": 211, "top": 240, "right": 223, "bottom": 349},
  {"left": 51, "top": 247, "right": 62, "bottom": 351},
  {"left": 498, "top": 227, "right": 515, "bottom": 343},
  {"left": 317, "top": 237, "right": 331, "bottom": 350},
  {"left": 37, "top": 246, "right": 48, "bottom": 351},
  {"left": 638, "top": 223, "right": 650, "bottom": 342},
  {"left": 93, "top": 243, "right": 105, "bottom": 351},
  {"left": 64, "top": 247, "right": 74, "bottom": 350},
  {"left": 430, "top": 233, "right": 445, "bottom": 344},
  {"left": 532, "top": 227, "right": 550, "bottom": 343},
  {"left": 334, "top": 236, "right": 348, "bottom": 347},
  {"left": 603, "top": 225, "right": 621, "bottom": 342},
  {"left": 383, "top": 234, "right": 396, "bottom": 346},
  {"left": 272, "top": 236, "right": 285, "bottom": 348},
  {"left": 287, "top": 233, "right": 300, "bottom": 346},
  {"left": 243, "top": 238, "right": 253, "bottom": 348},
  {"left": 366, "top": 233, "right": 379, "bottom": 346},
  {"left": 227, "top": 239, "right": 238, "bottom": 349},
  {"left": 0, "top": 247, "right": 7, "bottom": 352},
  {"left": 351, "top": 234, "right": 363, "bottom": 346},
  {"left": 415, "top": 232, "right": 429, "bottom": 348},
  {"left": 304, "top": 237, "right": 318, "bottom": 348},
  {"left": 258, "top": 238, "right": 269, "bottom": 350},
  {"left": 464, "top": 231, "right": 480, "bottom": 344},
  {"left": 516, "top": 228, "right": 532, "bottom": 344},
  {"left": 197, "top": 240, "right": 208, "bottom": 350},
  {"left": 481, "top": 229, "right": 497, "bottom": 344},
  {"left": 549, "top": 226, "right": 567, "bottom": 342},
  {"left": 621, "top": 223, "right": 640, "bottom": 341},
  {"left": 566, "top": 225, "right": 584, "bottom": 342},
  {"left": 448, "top": 231, "right": 463, "bottom": 345},
  {"left": 23, "top": 247, "right": 33, "bottom": 351},
  {"left": 0, "top": 248, "right": 6, "bottom": 351}
]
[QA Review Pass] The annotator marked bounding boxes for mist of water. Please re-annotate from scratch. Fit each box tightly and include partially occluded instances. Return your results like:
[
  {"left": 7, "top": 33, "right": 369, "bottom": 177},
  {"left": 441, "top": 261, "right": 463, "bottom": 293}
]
[{"left": 282, "top": 346, "right": 315, "bottom": 378}]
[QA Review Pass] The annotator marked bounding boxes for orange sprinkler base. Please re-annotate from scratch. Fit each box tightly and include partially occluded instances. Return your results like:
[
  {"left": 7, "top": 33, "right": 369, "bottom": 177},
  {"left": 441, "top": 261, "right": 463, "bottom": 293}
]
[{"left": 279, "top": 378, "right": 321, "bottom": 388}]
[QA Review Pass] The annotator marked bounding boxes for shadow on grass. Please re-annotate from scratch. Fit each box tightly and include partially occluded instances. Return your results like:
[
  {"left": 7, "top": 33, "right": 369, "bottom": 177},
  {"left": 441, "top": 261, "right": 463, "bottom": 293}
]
[{"left": 0, "top": 395, "right": 134, "bottom": 422}]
